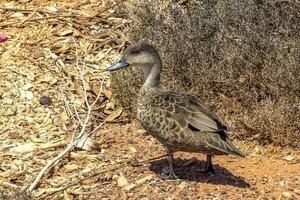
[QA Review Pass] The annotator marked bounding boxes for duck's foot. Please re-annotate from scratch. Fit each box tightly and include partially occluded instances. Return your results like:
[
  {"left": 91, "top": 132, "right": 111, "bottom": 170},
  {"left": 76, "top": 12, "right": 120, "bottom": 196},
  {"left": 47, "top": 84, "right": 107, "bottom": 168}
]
[
  {"left": 160, "top": 149, "right": 180, "bottom": 179},
  {"left": 203, "top": 162, "right": 215, "bottom": 174},
  {"left": 161, "top": 166, "right": 179, "bottom": 179},
  {"left": 168, "top": 172, "right": 179, "bottom": 179},
  {"left": 202, "top": 155, "right": 216, "bottom": 174}
]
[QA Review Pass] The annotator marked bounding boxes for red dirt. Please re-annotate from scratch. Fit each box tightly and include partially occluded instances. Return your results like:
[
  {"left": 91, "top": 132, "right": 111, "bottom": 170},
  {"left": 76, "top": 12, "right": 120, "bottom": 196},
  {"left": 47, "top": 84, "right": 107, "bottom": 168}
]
[{"left": 87, "top": 121, "right": 300, "bottom": 200}]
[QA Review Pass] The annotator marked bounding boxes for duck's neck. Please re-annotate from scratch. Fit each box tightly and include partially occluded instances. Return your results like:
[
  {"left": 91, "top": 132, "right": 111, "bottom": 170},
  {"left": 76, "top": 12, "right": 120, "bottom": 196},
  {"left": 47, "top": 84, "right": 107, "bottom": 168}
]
[{"left": 141, "top": 62, "right": 162, "bottom": 88}]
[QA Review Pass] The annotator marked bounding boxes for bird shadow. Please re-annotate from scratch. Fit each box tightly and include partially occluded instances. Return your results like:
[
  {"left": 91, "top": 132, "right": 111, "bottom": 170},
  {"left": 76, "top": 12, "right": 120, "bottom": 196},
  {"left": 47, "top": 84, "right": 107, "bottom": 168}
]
[{"left": 149, "top": 157, "right": 250, "bottom": 188}]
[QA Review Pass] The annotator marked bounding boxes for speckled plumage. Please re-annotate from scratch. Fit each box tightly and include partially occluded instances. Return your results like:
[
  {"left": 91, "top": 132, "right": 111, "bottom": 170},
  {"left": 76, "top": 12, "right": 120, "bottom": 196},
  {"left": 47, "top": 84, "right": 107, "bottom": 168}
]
[{"left": 107, "top": 42, "right": 245, "bottom": 178}]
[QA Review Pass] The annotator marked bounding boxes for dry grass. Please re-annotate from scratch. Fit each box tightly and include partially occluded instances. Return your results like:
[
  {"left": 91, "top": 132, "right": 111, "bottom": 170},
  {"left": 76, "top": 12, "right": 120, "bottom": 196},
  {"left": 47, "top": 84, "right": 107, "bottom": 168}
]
[{"left": 111, "top": 0, "right": 300, "bottom": 148}]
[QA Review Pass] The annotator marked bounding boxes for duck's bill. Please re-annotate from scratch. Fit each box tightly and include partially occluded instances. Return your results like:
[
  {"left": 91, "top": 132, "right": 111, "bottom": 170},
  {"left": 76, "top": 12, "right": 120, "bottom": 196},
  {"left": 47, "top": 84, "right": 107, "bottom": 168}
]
[{"left": 106, "top": 58, "right": 129, "bottom": 71}]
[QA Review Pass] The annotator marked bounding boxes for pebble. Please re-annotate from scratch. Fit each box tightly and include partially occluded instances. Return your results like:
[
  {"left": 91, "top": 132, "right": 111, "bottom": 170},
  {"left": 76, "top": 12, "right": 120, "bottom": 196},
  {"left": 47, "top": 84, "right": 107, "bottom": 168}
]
[
  {"left": 39, "top": 96, "right": 52, "bottom": 105},
  {"left": 280, "top": 191, "right": 293, "bottom": 199}
]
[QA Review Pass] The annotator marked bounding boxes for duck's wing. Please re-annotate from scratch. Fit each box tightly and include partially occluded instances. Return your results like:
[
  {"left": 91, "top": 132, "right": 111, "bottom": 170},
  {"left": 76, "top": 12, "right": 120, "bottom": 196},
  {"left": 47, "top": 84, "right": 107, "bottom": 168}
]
[
  {"left": 151, "top": 91, "right": 232, "bottom": 132},
  {"left": 150, "top": 91, "right": 244, "bottom": 157}
]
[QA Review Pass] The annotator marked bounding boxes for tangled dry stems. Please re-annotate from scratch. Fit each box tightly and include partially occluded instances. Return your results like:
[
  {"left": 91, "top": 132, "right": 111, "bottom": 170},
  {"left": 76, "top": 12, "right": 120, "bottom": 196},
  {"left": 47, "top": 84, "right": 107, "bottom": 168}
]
[{"left": 111, "top": 0, "right": 300, "bottom": 148}]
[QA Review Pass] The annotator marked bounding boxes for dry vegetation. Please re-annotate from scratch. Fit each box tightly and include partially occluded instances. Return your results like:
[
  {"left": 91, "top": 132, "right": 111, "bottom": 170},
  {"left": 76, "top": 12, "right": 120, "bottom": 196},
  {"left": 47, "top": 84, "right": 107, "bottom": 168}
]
[
  {"left": 0, "top": 0, "right": 300, "bottom": 199},
  {"left": 112, "top": 0, "right": 300, "bottom": 148}
]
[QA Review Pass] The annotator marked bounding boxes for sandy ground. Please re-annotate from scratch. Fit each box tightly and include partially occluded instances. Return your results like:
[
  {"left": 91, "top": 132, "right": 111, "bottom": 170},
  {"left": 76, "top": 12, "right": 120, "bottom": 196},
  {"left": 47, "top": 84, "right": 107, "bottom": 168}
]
[
  {"left": 0, "top": 1, "right": 299, "bottom": 199},
  {"left": 89, "top": 121, "right": 299, "bottom": 200}
]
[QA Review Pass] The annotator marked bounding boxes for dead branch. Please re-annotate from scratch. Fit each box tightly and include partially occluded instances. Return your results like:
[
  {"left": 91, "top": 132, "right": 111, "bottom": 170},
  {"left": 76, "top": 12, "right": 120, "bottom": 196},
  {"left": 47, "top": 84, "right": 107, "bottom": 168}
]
[
  {"left": 27, "top": 38, "right": 106, "bottom": 193},
  {"left": 0, "top": 7, "right": 57, "bottom": 15}
]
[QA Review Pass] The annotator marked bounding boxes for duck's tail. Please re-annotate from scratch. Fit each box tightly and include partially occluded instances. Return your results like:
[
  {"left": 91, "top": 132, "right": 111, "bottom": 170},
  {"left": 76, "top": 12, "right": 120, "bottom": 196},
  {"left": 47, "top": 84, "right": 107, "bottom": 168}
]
[{"left": 204, "top": 132, "right": 247, "bottom": 157}]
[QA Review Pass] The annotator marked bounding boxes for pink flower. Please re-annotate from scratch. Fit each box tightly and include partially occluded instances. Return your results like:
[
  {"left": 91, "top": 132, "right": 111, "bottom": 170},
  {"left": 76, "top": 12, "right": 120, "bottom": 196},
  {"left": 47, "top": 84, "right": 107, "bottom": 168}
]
[{"left": 0, "top": 34, "right": 8, "bottom": 42}]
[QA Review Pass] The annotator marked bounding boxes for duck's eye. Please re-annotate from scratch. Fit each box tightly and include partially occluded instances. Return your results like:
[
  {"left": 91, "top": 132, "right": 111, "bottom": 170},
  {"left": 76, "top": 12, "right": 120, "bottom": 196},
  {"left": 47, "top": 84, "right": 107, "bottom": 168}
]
[{"left": 131, "top": 49, "right": 141, "bottom": 54}]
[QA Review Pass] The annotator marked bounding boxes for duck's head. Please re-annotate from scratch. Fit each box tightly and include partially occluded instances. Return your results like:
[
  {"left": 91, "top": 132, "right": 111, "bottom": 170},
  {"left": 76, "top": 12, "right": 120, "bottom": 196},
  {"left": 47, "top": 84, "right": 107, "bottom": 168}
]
[{"left": 106, "top": 42, "right": 161, "bottom": 72}]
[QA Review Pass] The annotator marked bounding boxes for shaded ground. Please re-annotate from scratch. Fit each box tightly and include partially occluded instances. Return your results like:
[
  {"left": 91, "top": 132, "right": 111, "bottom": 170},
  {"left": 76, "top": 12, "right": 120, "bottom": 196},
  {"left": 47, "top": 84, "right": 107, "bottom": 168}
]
[
  {"left": 91, "top": 121, "right": 299, "bottom": 200},
  {"left": 0, "top": 1, "right": 299, "bottom": 200}
]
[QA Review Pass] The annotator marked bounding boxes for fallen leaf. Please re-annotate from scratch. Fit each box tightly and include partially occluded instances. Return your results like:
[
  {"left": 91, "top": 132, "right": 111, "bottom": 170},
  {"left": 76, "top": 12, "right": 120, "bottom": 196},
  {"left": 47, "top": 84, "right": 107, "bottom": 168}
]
[
  {"left": 135, "top": 174, "right": 155, "bottom": 185},
  {"left": 80, "top": 9, "right": 99, "bottom": 18},
  {"left": 10, "top": 143, "right": 36, "bottom": 153},
  {"left": 178, "top": 181, "right": 187, "bottom": 190},
  {"left": 128, "top": 146, "right": 137, "bottom": 153},
  {"left": 60, "top": 29, "right": 73, "bottom": 36},
  {"left": 123, "top": 183, "right": 135, "bottom": 191},
  {"left": 106, "top": 108, "right": 122, "bottom": 122},
  {"left": 117, "top": 174, "right": 129, "bottom": 187},
  {"left": 91, "top": 83, "right": 102, "bottom": 95},
  {"left": 103, "top": 89, "right": 112, "bottom": 99},
  {"left": 46, "top": 6, "right": 60, "bottom": 13},
  {"left": 283, "top": 155, "right": 294, "bottom": 161},
  {"left": 64, "top": 164, "right": 78, "bottom": 173},
  {"left": 22, "top": 83, "right": 32, "bottom": 90},
  {"left": 253, "top": 145, "right": 264, "bottom": 155},
  {"left": 10, "top": 12, "right": 24, "bottom": 18},
  {"left": 103, "top": 171, "right": 113, "bottom": 181},
  {"left": 33, "top": 50, "right": 45, "bottom": 59},
  {"left": 124, "top": 175, "right": 155, "bottom": 191},
  {"left": 60, "top": 111, "right": 69, "bottom": 122},
  {"left": 75, "top": 135, "right": 100, "bottom": 151}
]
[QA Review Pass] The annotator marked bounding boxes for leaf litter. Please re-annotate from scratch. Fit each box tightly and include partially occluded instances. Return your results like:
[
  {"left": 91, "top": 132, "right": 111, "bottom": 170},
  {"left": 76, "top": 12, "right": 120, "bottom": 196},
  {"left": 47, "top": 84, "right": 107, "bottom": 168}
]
[{"left": 0, "top": 0, "right": 300, "bottom": 199}]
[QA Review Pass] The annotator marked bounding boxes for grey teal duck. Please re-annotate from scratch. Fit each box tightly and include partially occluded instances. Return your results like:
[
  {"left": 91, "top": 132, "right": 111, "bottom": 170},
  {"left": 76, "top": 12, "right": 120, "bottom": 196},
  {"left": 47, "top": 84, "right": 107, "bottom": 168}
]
[{"left": 106, "top": 43, "right": 245, "bottom": 179}]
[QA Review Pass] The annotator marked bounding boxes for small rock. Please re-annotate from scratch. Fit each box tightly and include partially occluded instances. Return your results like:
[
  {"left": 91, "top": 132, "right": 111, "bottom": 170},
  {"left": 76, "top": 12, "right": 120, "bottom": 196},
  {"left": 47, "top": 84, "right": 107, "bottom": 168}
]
[
  {"left": 39, "top": 96, "right": 52, "bottom": 105},
  {"left": 128, "top": 146, "right": 137, "bottom": 153},
  {"left": 33, "top": 50, "right": 45, "bottom": 59},
  {"left": 103, "top": 171, "right": 113, "bottom": 181},
  {"left": 280, "top": 191, "right": 293, "bottom": 200},
  {"left": 105, "top": 102, "right": 115, "bottom": 110},
  {"left": 21, "top": 91, "right": 33, "bottom": 100}
]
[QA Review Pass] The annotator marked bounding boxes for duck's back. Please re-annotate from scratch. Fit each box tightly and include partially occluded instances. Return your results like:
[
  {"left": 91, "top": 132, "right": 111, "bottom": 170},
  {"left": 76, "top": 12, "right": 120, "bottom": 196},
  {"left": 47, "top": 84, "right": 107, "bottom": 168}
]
[{"left": 137, "top": 86, "right": 245, "bottom": 157}]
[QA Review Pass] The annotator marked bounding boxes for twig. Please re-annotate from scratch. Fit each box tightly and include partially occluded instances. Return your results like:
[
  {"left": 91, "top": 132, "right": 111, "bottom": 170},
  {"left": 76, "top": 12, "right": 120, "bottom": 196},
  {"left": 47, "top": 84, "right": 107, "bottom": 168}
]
[
  {"left": 27, "top": 143, "right": 73, "bottom": 192},
  {"left": 0, "top": 15, "right": 76, "bottom": 28},
  {"left": 0, "top": 7, "right": 57, "bottom": 15},
  {"left": 17, "top": 9, "right": 36, "bottom": 27},
  {"left": 0, "top": 180, "right": 18, "bottom": 189},
  {"left": 27, "top": 40, "right": 105, "bottom": 192},
  {"left": 38, "top": 154, "right": 168, "bottom": 197}
]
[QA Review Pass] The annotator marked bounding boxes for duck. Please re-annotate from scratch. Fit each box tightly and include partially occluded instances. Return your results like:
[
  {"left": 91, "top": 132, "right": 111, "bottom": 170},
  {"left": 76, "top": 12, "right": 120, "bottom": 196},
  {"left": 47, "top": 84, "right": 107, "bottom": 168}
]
[{"left": 106, "top": 42, "right": 245, "bottom": 179}]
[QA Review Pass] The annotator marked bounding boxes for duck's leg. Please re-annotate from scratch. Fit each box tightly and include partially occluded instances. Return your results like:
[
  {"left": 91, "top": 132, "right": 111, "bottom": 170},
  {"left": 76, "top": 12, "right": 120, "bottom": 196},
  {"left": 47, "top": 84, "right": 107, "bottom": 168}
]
[
  {"left": 163, "top": 148, "right": 178, "bottom": 179},
  {"left": 167, "top": 153, "right": 179, "bottom": 179},
  {"left": 203, "top": 155, "right": 215, "bottom": 174}
]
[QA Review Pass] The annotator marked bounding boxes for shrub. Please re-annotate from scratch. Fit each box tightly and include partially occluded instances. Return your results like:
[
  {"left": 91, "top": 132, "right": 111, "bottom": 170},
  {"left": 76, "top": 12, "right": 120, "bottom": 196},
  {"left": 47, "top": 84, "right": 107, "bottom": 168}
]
[{"left": 111, "top": 0, "right": 300, "bottom": 148}]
